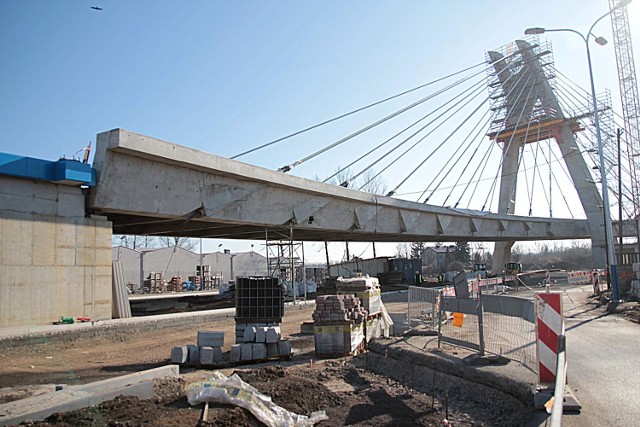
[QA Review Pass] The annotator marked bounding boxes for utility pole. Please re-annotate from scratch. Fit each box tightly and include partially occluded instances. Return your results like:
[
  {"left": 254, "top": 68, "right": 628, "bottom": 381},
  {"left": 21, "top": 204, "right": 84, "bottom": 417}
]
[{"left": 618, "top": 128, "right": 624, "bottom": 264}]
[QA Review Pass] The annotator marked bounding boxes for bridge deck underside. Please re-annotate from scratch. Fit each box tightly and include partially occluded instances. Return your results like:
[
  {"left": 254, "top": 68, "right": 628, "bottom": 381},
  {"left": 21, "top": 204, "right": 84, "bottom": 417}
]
[{"left": 89, "top": 129, "right": 601, "bottom": 243}]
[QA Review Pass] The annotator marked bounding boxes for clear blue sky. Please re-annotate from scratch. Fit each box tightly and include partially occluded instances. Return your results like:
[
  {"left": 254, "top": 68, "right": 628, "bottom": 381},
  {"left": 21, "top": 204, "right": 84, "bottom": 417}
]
[{"left": 1, "top": 0, "right": 638, "bottom": 262}]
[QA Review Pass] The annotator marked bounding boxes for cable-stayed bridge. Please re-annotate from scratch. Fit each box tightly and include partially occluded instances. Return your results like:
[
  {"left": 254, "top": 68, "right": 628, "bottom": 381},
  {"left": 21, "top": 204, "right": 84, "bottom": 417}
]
[{"left": 89, "top": 38, "right": 639, "bottom": 269}]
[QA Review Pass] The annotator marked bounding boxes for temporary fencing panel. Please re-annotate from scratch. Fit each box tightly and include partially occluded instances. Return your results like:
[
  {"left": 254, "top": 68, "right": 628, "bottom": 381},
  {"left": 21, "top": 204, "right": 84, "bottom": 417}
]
[
  {"left": 482, "top": 294, "right": 536, "bottom": 371},
  {"left": 407, "top": 286, "right": 537, "bottom": 372},
  {"left": 439, "top": 297, "right": 483, "bottom": 352},
  {"left": 407, "top": 286, "right": 440, "bottom": 331}
]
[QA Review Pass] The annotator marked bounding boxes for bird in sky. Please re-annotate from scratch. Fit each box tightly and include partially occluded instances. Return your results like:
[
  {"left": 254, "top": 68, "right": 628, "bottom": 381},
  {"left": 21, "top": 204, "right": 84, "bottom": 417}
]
[{"left": 90, "top": 6, "right": 103, "bottom": 11}]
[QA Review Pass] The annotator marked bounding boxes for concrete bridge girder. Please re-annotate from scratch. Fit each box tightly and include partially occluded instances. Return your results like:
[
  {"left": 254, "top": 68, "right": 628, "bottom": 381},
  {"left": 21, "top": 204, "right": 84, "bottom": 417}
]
[{"left": 88, "top": 129, "right": 594, "bottom": 245}]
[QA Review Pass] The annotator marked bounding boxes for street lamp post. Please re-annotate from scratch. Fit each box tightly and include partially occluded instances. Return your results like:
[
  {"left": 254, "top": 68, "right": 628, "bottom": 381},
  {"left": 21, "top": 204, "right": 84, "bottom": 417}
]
[{"left": 525, "top": 0, "right": 632, "bottom": 302}]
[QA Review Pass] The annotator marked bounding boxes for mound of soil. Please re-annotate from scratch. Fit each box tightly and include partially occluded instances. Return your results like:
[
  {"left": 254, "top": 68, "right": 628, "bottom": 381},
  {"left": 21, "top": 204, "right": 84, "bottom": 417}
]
[{"left": 19, "top": 360, "right": 529, "bottom": 427}]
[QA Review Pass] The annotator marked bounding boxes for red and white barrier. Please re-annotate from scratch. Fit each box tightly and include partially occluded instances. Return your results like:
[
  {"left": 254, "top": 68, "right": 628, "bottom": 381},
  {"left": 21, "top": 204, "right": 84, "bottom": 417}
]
[
  {"left": 545, "top": 270, "right": 550, "bottom": 285},
  {"left": 566, "top": 270, "right": 591, "bottom": 285},
  {"left": 592, "top": 271, "right": 600, "bottom": 294},
  {"left": 535, "top": 291, "right": 564, "bottom": 385}
]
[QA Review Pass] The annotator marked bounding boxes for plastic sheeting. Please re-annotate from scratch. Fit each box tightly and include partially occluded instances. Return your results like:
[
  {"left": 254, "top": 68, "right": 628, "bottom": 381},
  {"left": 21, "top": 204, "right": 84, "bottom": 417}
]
[
  {"left": 186, "top": 372, "right": 327, "bottom": 427},
  {"left": 282, "top": 280, "right": 317, "bottom": 297}
]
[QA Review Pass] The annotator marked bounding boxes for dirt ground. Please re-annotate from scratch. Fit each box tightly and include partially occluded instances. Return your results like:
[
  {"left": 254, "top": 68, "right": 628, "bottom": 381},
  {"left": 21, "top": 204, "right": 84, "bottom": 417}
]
[{"left": 2, "top": 288, "right": 638, "bottom": 427}]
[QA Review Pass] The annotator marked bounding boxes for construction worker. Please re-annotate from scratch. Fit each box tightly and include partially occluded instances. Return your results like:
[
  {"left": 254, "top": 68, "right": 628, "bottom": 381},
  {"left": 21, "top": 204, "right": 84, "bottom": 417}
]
[{"left": 415, "top": 271, "right": 424, "bottom": 284}]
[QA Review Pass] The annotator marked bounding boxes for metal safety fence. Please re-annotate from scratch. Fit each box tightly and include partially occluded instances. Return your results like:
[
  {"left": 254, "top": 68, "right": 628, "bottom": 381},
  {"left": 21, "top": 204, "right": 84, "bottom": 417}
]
[
  {"left": 482, "top": 294, "right": 536, "bottom": 371},
  {"left": 407, "top": 286, "right": 439, "bottom": 331},
  {"left": 407, "top": 286, "right": 536, "bottom": 372}
]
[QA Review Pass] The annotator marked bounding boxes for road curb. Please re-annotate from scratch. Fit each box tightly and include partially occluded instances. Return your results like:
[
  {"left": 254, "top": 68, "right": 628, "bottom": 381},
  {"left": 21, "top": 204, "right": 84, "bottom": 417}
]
[{"left": 0, "top": 365, "right": 179, "bottom": 426}]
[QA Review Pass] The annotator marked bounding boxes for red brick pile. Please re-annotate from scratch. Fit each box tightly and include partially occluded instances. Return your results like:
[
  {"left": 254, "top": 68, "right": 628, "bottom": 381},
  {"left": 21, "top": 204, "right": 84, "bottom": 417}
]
[{"left": 312, "top": 294, "right": 367, "bottom": 323}]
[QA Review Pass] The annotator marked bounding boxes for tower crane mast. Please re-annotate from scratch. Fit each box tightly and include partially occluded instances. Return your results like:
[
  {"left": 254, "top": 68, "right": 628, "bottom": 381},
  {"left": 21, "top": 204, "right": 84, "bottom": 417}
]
[{"left": 608, "top": 0, "right": 640, "bottom": 217}]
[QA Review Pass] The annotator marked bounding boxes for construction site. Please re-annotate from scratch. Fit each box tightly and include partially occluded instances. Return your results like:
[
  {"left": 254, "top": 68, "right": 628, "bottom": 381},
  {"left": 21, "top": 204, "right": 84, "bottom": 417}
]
[{"left": 3, "top": 0, "right": 640, "bottom": 426}]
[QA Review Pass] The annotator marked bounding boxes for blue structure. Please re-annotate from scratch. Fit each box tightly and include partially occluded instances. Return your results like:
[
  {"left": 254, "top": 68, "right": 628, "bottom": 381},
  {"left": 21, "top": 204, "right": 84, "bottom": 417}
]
[{"left": 0, "top": 152, "right": 95, "bottom": 186}]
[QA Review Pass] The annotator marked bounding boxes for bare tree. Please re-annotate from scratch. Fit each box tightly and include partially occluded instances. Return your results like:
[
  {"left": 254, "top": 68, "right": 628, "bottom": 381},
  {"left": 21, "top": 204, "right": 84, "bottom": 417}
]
[
  {"left": 359, "top": 169, "right": 388, "bottom": 195},
  {"left": 113, "top": 235, "right": 159, "bottom": 250},
  {"left": 395, "top": 243, "right": 410, "bottom": 258},
  {"left": 158, "top": 236, "right": 198, "bottom": 251}
]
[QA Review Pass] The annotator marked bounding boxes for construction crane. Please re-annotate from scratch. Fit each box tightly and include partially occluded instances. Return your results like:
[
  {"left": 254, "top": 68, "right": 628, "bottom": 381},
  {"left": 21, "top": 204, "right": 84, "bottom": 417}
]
[{"left": 608, "top": 0, "right": 640, "bottom": 219}]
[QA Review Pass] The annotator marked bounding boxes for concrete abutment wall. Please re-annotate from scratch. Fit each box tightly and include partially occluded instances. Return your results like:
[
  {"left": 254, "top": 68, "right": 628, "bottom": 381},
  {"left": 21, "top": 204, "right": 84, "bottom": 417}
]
[{"left": 0, "top": 176, "right": 112, "bottom": 327}]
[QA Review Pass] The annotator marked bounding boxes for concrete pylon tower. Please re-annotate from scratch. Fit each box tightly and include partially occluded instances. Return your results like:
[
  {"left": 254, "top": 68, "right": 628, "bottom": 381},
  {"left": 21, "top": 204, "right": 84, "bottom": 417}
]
[{"left": 487, "top": 39, "right": 607, "bottom": 271}]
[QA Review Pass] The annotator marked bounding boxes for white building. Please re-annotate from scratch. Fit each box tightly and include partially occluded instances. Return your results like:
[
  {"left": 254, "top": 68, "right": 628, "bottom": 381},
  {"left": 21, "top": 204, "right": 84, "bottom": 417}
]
[{"left": 112, "top": 246, "right": 267, "bottom": 287}]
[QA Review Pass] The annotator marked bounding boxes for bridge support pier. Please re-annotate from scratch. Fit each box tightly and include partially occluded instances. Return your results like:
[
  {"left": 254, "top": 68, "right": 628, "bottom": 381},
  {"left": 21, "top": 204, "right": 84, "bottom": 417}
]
[
  {"left": 493, "top": 241, "right": 515, "bottom": 275},
  {"left": 488, "top": 40, "right": 609, "bottom": 270}
]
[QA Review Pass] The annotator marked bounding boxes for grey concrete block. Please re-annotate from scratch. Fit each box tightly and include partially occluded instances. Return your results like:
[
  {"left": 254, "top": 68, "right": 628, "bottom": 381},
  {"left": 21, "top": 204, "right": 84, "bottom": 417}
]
[
  {"left": 241, "top": 343, "right": 253, "bottom": 361},
  {"left": 255, "top": 327, "right": 267, "bottom": 343},
  {"left": 230, "top": 344, "right": 242, "bottom": 363},
  {"left": 197, "top": 331, "right": 224, "bottom": 347},
  {"left": 187, "top": 345, "right": 200, "bottom": 364},
  {"left": 212, "top": 346, "right": 223, "bottom": 363},
  {"left": 252, "top": 343, "right": 267, "bottom": 360},
  {"left": 265, "top": 326, "right": 281, "bottom": 343},
  {"left": 170, "top": 346, "right": 188, "bottom": 364},
  {"left": 199, "top": 346, "right": 214, "bottom": 365},
  {"left": 278, "top": 339, "right": 292, "bottom": 357},
  {"left": 243, "top": 326, "right": 256, "bottom": 342},
  {"left": 267, "top": 343, "right": 278, "bottom": 358}
]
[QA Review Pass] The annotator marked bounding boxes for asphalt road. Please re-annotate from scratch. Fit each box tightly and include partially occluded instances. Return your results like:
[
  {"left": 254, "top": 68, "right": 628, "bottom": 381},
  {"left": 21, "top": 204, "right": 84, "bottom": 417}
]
[
  {"left": 562, "top": 287, "right": 640, "bottom": 426},
  {"left": 512, "top": 284, "right": 640, "bottom": 426}
]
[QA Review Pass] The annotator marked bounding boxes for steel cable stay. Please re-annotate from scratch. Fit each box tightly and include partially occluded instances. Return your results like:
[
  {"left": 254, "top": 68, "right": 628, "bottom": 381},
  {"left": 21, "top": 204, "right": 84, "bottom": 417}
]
[
  {"left": 442, "top": 109, "right": 501, "bottom": 208},
  {"left": 416, "top": 66, "right": 534, "bottom": 203},
  {"left": 574, "top": 136, "right": 637, "bottom": 219},
  {"left": 555, "top": 74, "right": 631, "bottom": 144},
  {"left": 232, "top": 51, "right": 529, "bottom": 161},
  {"left": 386, "top": 63, "right": 532, "bottom": 205},
  {"left": 554, "top": 82, "right": 636, "bottom": 192},
  {"left": 457, "top": 136, "right": 499, "bottom": 210},
  {"left": 532, "top": 141, "right": 554, "bottom": 217},
  {"left": 230, "top": 61, "right": 491, "bottom": 160},
  {"left": 479, "top": 69, "right": 539, "bottom": 211},
  {"left": 528, "top": 117, "right": 544, "bottom": 215},
  {"left": 346, "top": 78, "right": 488, "bottom": 188},
  {"left": 386, "top": 88, "right": 490, "bottom": 198},
  {"left": 430, "top": 101, "right": 507, "bottom": 207},
  {"left": 419, "top": 105, "right": 495, "bottom": 205},
  {"left": 398, "top": 154, "right": 586, "bottom": 198},
  {"left": 323, "top": 74, "right": 488, "bottom": 185},
  {"left": 277, "top": 67, "right": 492, "bottom": 174},
  {"left": 480, "top": 70, "right": 536, "bottom": 213},
  {"left": 356, "top": 79, "right": 489, "bottom": 192},
  {"left": 503, "top": 83, "right": 541, "bottom": 215},
  {"left": 544, "top": 145, "right": 580, "bottom": 218},
  {"left": 455, "top": 67, "right": 540, "bottom": 210},
  {"left": 363, "top": 83, "right": 488, "bottom": 195}
]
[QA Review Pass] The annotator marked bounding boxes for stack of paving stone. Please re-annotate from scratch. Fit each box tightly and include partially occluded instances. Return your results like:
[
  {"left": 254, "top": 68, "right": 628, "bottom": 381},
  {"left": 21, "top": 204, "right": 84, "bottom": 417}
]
[
  {"left": 312, "top": 295, "right": 367, "bottom": 323},
  {"left": 170, "top": 331, "right": 225, "bottom": 366},
  {"left": 167, "top": 276, "right": 183, "bottom": 292},
  {"left": 229, "top": 326, "right": 292, "bottom": 363},
  {"left": 336, "top": 275, "right": 382, "bottom": 316},
  {"left": 313, "top": 294, "right": 367, "bottom": 357}
]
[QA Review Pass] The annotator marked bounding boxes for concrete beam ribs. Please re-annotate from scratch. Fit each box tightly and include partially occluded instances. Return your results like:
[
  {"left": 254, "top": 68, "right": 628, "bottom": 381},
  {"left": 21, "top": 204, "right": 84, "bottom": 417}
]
[{"left": 88, "top": 129, "right": 603, "bottom": 244}]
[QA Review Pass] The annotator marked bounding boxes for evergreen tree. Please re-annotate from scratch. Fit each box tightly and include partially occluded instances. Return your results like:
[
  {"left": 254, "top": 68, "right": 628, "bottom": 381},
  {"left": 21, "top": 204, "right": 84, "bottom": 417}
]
[
  {"left": 453, "top": 241, "right": 471, "bottom": 264},
  {"left": 410, "top": 242, "right": 426, "bottom": 260}
]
